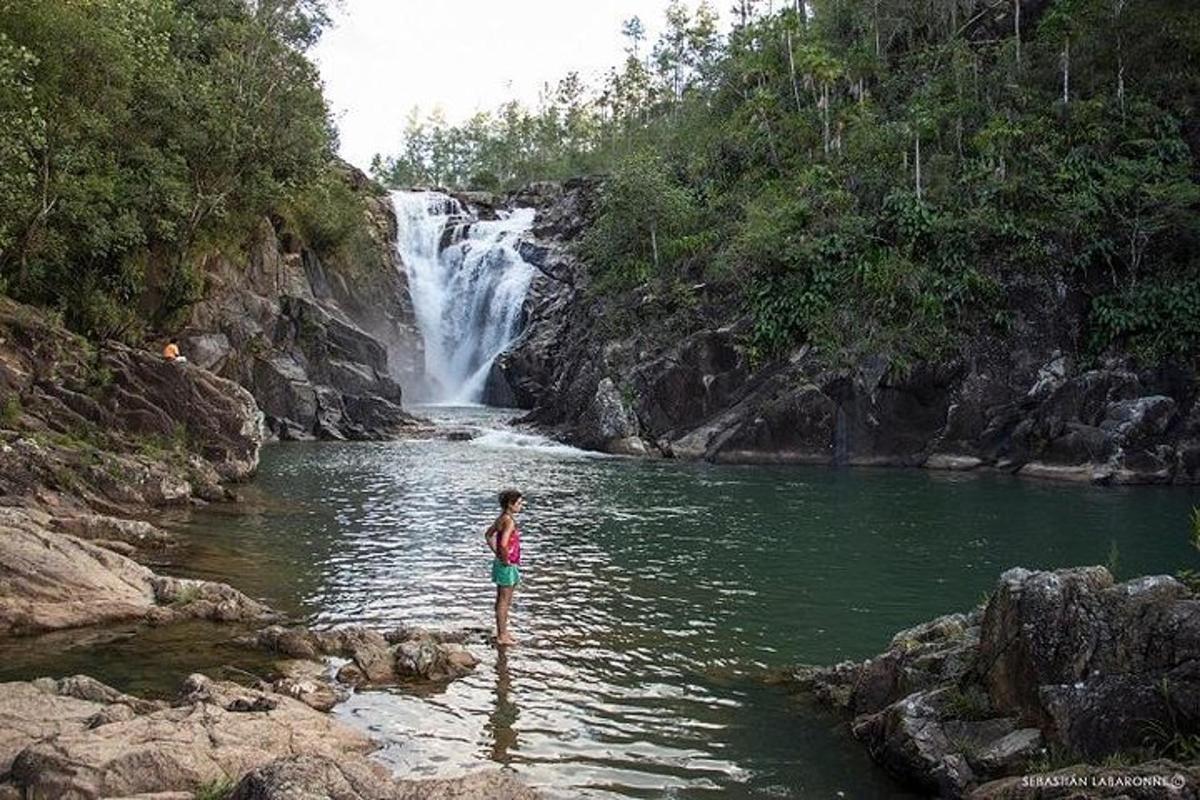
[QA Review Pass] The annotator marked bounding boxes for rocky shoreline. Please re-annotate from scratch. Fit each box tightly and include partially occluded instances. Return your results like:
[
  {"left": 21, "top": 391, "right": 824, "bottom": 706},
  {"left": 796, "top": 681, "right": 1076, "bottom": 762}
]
[
  {"left": 789, "top": 566, "right": 1200, "bottom": 798},
  {"left": 0, "top": 291, "right": 536, "bottom": 798},
  {"left": 0, "top": 671, "right": 535, "bottom": 800}
]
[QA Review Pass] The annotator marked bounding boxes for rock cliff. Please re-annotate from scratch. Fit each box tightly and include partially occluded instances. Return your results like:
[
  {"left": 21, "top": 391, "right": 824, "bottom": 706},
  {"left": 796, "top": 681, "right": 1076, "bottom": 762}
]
[
  {"left": 484, "top": 181, "right": 1200, "bottom": 484},
  {"left": 184, "top": 163, "right": 426, "bottom": 441}
]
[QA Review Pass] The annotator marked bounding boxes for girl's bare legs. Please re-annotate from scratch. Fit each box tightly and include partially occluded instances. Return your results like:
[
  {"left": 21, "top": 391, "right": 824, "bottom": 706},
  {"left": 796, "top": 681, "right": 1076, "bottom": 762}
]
[{"left": 495, "top": 586, "right": 515, "bottom": 645}]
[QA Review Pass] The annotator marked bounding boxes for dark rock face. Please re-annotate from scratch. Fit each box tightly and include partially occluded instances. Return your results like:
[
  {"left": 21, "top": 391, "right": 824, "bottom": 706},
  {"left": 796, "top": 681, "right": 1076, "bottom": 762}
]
[
  {"left": 483, "top": 181, "right": 1199, "bottom": 483},
  {"left": 185, "top": 164, "right": 425, "bottom": 441},
  {"left": 793, "top": 567, "right": 1200, "bottom": 798}
]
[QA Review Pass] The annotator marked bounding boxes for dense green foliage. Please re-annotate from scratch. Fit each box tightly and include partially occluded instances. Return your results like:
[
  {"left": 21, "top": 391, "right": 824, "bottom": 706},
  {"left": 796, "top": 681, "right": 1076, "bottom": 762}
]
[
  {"left": 0, "top": 0, "right": 357, "bottom": 340},
  {"left": 374, "top": 0, "right": 1200, "bottom": 366}
]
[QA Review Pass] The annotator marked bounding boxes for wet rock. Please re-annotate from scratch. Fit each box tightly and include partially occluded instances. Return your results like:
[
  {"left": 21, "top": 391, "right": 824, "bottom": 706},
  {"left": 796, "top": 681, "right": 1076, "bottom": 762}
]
[
  {"left": 245, "top": 624, "right": 482, "bottom": 689},
  {"left": 576, "top": 377, "right": 640, "bottom": 451},
  {"left": 792, "top": 610, "right": 981, "bottom": 717},
  {"left": 51, "top": 514, "right": 173, "bottom": 549},
  {"left": 392, "top": 639, "right": 479, "bottom": 683},
  {"left": 852, "top": 687, "right": 983, "bottom": 798},
  {"left": 261, "top": 661, "right": 347, "bottom": 713}
]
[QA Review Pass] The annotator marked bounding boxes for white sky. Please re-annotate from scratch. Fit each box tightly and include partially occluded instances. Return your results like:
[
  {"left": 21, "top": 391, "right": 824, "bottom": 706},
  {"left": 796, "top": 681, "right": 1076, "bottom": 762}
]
[{"left": 313, "top": 0, "right": 694, "bottom": 170}]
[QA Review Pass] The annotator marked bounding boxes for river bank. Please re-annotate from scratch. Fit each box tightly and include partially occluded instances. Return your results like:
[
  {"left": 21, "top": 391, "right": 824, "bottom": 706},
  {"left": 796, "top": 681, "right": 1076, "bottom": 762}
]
[{"left": 0, "top": 300, "right": 540, "bottom": 798}]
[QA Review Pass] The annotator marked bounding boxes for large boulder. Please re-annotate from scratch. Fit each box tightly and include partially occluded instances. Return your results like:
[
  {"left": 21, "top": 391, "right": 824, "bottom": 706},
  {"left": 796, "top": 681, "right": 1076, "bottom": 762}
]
[
  {"left": 977, "top": 568, "right": 1200, "bottom": 758},
  {"left": 0, "top": 506, "right": 273, "bottom": 637},
  {"left": 796, "top": 567, "right": 1200, "bottom": 797}
]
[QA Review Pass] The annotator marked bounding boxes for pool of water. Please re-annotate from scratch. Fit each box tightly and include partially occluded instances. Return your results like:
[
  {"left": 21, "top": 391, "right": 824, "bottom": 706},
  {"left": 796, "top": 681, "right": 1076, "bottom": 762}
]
[{"left": 4, "top": 405, "right": 1198, "bottom": 798}]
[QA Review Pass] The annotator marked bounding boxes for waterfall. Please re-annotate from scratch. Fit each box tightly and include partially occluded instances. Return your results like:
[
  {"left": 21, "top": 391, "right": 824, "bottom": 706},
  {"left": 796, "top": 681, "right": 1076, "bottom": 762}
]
[{"left": 391, "top": 190, "right": 536, "bottom": 404}]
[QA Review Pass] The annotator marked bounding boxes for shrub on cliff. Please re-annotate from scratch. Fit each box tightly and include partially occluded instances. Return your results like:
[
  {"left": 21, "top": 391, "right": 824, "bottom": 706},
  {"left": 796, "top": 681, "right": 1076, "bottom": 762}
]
[{"left": 0, "top": 0, "right": 338, "bottom": 341}]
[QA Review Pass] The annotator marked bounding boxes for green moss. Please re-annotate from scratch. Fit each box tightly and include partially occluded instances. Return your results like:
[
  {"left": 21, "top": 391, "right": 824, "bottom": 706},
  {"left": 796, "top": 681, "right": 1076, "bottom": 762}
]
[
  {"left": 169, "top": 582, "right": 203, "bottom": 607},
  {"left": 193, "top": 777, "right": 234, "bottom": 800},
  {"left": 941, "top": 686, "right": 993, "bottom": 722},
  {"left": 0, "top": 393, "right": 21, "bottom": 427}
]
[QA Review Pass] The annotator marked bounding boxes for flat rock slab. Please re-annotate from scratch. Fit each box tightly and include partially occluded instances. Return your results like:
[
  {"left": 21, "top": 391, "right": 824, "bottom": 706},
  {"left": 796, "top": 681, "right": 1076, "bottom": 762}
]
[
  {"left": 4, "top": 674, "right": 375, "bottom": 799},
  {"left": 230, "top": 754, "right": 540, "bottom": 800},
  {"left": 0, "top": 506, "right": 274, "bottom": 636}
]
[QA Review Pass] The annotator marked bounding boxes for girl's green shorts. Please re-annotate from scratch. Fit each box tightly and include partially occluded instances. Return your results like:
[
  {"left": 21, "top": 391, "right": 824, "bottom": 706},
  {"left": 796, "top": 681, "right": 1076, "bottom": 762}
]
[{"left": 492, "top": 559, "right": 520, "bottom": 587}]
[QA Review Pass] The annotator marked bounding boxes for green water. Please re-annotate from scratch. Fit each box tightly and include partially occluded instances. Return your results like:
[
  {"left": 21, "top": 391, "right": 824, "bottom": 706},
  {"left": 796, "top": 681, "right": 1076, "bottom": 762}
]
[{"left": 3, "top": 406, "right": 1198, "bottom": 799}]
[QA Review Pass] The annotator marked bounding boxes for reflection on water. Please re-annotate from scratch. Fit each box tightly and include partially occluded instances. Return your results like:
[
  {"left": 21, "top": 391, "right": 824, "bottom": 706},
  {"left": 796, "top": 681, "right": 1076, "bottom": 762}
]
[
  {"left": 3, "top": 405, "right": 1198, "bottom": 798},
  {"left": 487, "top": 648, "right": 519, "bottom": 764}
]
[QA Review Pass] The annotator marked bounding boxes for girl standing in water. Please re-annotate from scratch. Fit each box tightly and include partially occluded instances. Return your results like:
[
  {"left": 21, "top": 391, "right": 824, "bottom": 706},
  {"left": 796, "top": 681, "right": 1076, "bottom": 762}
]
[{"left": 485, "top": 489, "right": 524, "bottom": 646}]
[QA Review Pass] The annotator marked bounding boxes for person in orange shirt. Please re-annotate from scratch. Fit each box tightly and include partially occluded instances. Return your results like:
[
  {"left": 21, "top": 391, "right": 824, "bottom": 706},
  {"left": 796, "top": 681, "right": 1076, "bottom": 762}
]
[{"left": 162, "top": 338, "right": 187, "bottom": 364}]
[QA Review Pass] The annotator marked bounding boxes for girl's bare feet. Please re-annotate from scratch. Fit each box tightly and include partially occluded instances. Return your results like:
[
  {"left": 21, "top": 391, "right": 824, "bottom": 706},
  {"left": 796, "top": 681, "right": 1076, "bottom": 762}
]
[{"left": 496, "top": 635, "right": 516, "bottom": 646}]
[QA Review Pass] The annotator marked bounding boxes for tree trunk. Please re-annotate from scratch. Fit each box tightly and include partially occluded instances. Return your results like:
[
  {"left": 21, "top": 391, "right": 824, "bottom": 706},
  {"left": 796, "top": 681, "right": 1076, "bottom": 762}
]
[
  {"left": 1114, "top": 0, "right": 1126, "bottom": 113},
  {"left": 786, "top": 30, "right": 802, "bottom": 112},
  {"left": 822, "top": 83, "right": 831, "bottom": 155},
  {"left": 874, "top": 0, "right": 881, "bottom": 57},
  {"left": 1062, "top": 37, "right": 1070, "bottom": 105},
  {"left": 650, "top": 223, "right": 660, "bottom": 272},
  {"left": 1014, "top": 0, "right": 1021, "bottom": 69},
  {"left": 915, "top": 133, "right": 923, "bottom": 201}
]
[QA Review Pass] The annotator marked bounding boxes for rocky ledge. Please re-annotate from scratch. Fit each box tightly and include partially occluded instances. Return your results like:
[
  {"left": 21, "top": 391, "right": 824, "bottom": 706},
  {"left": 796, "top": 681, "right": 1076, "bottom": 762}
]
[
  {"left": 0, "top": 297, "right": 277, "bottom": 637},
  {"left": 791, "top": 566, "right": 1200, "bottom": 798},
  {"left": 0, "top": 673, "right": 537, "bottom": 800},
  {"left": 0, "top": 506, "right": 274, "bottom": 637}
]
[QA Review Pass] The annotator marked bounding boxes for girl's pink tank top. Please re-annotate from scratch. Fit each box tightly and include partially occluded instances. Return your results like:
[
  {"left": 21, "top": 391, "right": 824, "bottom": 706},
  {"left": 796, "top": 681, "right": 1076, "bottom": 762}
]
[{"left": 506, "top": 526, "right": 521, "bottom": 565}]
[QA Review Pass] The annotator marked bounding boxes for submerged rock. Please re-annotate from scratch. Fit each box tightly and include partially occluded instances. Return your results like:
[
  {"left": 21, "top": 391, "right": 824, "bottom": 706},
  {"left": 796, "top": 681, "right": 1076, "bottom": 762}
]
[{"left": 246, "top": 624, "right": 482, "bottom": 689}]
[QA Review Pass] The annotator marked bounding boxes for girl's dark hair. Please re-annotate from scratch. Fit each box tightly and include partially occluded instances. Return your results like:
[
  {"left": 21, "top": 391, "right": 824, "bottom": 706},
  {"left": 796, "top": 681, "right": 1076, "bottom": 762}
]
[{"left": 498, "top": 489, "right": 522, "bottom": 510}]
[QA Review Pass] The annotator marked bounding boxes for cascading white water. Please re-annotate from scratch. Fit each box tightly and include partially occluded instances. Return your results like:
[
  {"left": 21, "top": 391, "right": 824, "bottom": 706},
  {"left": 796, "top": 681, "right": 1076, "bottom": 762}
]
[{"left": 391, "top": 190, "right": 537, "bottom": 404}]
